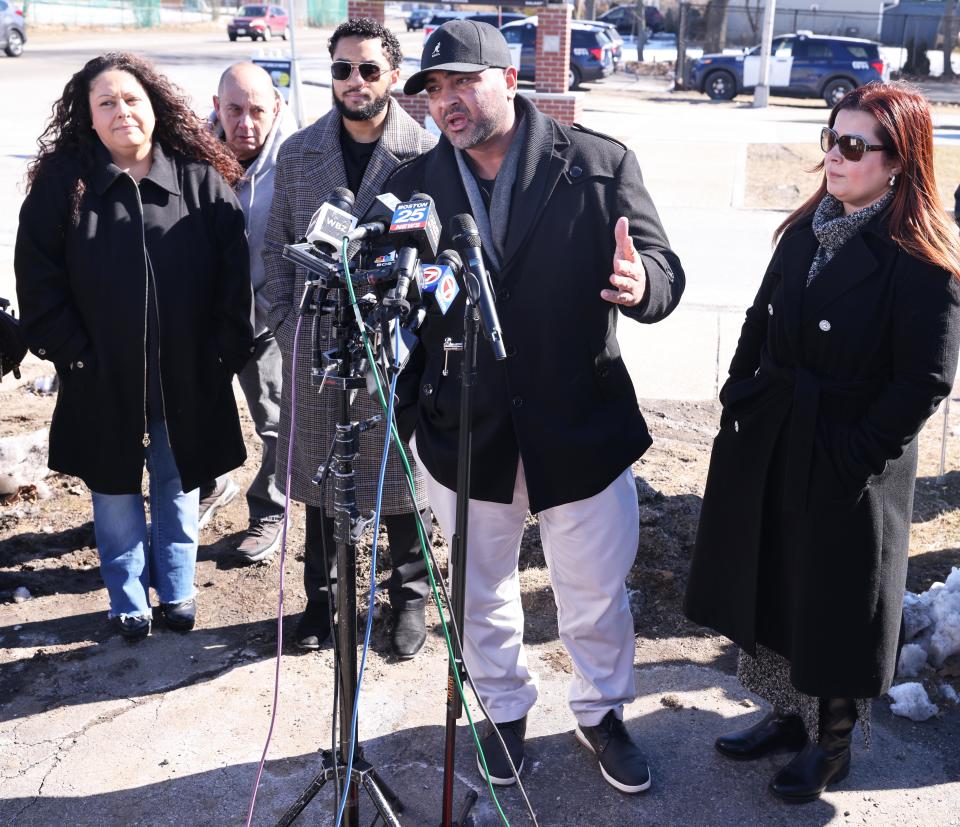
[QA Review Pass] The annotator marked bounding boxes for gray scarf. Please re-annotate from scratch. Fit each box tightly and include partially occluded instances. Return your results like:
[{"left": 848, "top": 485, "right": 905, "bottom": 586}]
[
  {"left": 454, "top": 113, "right": 528, "bottom": 272},
  {"left": 807, "top": 189, "right": 894, "bottom": 285}
]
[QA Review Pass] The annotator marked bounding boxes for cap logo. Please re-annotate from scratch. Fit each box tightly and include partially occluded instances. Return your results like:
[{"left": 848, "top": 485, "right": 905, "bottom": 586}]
[{"left": 432, "top": 42, "right": 441, "bottom": 58}]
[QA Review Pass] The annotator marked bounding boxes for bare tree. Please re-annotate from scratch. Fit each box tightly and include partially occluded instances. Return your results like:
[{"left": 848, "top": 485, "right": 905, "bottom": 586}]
[
  {"left": 703, "top": 0, "right": 730, "bottom": 52},
  {"left": 943, "top": 0, "right": 957, "bottom": 79}
]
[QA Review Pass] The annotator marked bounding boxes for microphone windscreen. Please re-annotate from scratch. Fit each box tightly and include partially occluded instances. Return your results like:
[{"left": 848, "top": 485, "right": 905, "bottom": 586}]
[{"left": 328, "top": 187, "right": 355, "bottom": 213}]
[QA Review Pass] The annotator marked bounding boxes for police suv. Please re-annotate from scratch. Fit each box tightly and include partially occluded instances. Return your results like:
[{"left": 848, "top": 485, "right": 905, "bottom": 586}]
[{"left": 691, "top": 32, "right": 886, "bottom": 106}]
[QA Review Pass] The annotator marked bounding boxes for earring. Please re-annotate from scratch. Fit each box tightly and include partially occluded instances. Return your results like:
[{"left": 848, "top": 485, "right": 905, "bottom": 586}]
[{"left": 889, "top": 173, "right": 897, "bottom": 187}]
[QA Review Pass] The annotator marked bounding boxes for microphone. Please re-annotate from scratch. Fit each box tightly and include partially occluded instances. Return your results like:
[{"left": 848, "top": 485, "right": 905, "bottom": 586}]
[
  {"left": 418, "top": 249, "right": 462, "bottom": 316},
  {"left": 346, "top": 193, "right": 400, "bottom": 244},
  {"left": 305, "top": 187, "right": 357, "bottom": 254},
  {"left": 384, "top": 193, "right": 441, "bottom": 317},
  {"left": 449, "top": 214, "right": 507, "bottom": 360}
]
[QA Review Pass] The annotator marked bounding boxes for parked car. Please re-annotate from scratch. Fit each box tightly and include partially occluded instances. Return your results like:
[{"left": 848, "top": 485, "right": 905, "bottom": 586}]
[
  {"left": 691, "top": 32, "right": 885, "bottom": 106},
  {"left": 406, "top": 8, "right": 430, "bottom": 31},
  {"left": 598, "top": 4, "right": 664, "bottom": 37},
  {"left": 422, "top": 11, "right": 470, "bottom": 39},
  {"left": 423, "top": 10, "right": 525, "bottom": 40},
  {"left": 579, "top": 20, "right": 624, "bottom": 69},
  {"left": 501, "top": 18, "right": 614, "bottom": 90},
  {"left": 1, "top": 0, "right": 25, "bottom": 57},
  {"left": 227, "top": 5, "right": 288, "bottom": 41}
]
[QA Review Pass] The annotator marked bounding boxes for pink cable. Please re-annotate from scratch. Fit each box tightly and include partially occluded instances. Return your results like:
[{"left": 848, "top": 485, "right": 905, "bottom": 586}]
[{"left": 245, "top": 314, "right": 305, "bottom": 827}]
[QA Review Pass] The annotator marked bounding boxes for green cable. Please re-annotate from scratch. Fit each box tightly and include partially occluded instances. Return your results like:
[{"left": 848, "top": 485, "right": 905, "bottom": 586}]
[{"left": 340, "top": 240, "right": 511, "bottom": 826}]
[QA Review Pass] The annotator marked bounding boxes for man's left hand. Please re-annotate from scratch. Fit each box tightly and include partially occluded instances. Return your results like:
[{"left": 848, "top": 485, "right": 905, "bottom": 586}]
[{"left": 601, "top": 216, "right": 647, "bottom": 308}]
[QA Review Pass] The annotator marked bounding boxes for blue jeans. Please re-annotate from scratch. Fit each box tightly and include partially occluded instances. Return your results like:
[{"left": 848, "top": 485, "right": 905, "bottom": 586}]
[{"left": 91, "top": 420, "right": 199, "bottom": 620}]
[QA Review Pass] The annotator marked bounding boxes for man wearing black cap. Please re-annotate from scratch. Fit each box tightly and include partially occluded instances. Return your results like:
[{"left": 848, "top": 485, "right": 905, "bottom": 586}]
[{"left": 388, "top": 19, "right": 685, "bottom": 795}]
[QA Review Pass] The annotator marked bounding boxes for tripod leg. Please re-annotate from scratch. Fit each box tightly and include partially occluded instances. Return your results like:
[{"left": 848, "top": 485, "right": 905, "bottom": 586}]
[
  {"left": 274, "top": 769, "right": 329, "bottom": 826},
  {"left": 361, "top": 773, "right": 403, "bottom": 827},
  {"left": 367, "top": 767, "right": 404, "bottom": 813}
]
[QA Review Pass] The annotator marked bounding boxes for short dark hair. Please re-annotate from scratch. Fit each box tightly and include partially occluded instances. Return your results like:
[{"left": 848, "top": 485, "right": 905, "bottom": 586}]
[{"left": 328, "top": 18, "right": 402, "bottom": 70}]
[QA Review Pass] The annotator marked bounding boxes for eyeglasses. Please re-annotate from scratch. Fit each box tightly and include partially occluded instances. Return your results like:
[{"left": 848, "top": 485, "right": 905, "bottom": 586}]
[
  {"left": 330, "top": 60, "right": 385, "bottom": 82},
  {"left": 820, "top": 126, "right": 891, "bottom": 162}
]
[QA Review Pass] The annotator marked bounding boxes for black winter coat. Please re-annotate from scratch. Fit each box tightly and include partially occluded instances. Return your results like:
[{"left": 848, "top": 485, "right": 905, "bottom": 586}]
[
  {"left": 386, "top": 96, "right": 685, "bottom": 513},
  {"left": 14, "top": 142, "right": 254, "bottom": 495},
  {"left": 684, "top": 214, "right": 960, "bottom": 698}
]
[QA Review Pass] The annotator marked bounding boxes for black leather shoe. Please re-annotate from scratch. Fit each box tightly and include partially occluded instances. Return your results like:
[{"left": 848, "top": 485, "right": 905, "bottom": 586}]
[
  {"left": 715, "top": 709, "right": 807, "bottom": 760},
  {"left": 160, "top": 599, "right": 196, "bottom": 632},
  {"left": 116, "top": 615, "right": 151, "bottom": 642},
  {"left": 769, "top": 698, "right": 856, "bottom": 804},
  {"left": 296, "top": 600, "right": 332, "bottom": 650},
  {"left": 576, "top": 710, "right": 651, "bottom": 794},
  {"left": 390, "top": 601, "right": 426, "bottom": 659},
  {"left": 476, "top": 716, "right": 526, "bottom": 786}
]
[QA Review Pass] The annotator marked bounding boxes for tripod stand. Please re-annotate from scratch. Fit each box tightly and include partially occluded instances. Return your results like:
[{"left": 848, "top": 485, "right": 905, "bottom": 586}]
[{"left": 275, "top": 285, "right": 403, "bottom": 827}]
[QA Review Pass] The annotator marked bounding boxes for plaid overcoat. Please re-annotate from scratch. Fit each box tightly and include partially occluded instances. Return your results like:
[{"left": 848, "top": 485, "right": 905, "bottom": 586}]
[{"left": 263, "top": 100, "right": 436, "bottom": 511}]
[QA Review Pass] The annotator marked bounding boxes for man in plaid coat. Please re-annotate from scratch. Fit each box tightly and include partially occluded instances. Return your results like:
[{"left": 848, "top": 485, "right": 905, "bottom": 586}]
[{"left": 263, "top": 19, "right": 437, "bottom": 657}]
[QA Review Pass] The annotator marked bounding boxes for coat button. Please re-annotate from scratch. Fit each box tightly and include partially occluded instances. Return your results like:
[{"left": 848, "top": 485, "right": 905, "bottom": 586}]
[
  {"left": 512, "top": 396, "right": 524, "bottom": 408},
  {"left": 75, "top": 360, "right": 85, "bottom": 369},
  {"left": 819, "top": 319, "right": 832, "bottom": 332},
  {"left": 767, "top": 303, "right": 773, "bottom": 315},
  {"left": 569, "top": 165, "right": 583, "bottom": 178},
  {"left": 249, "top": 346, "right": 256, "bottom": 353},
  {"left": 506, "top": 345, "right": 517, "bottom": 357},
  {"left": 497, "top": 289, "right": 511, "bottom": 302},
  {"left": 734, "top": 420, "right": 740, "bottom": 432},
  {"left": 38, "top": 348, "right": 46, "bottom": 356},
  {"left": 598, "top": 366, "right": 610, "bottom": 378},
  {"left": 422, "top": 383, "right": 433, "bottom": 396}
]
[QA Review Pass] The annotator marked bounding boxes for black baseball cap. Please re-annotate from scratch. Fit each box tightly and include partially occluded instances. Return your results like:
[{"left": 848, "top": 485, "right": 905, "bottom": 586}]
[{"left": 404, "top": 19, "right": 513, "bottom": 95}]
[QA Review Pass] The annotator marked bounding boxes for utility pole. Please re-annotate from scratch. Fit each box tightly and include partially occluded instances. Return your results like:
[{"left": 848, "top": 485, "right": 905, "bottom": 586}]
[
  {"left": 753, "top": 0, "right": 776, "bottom": 108},
  {"left": 286, "top": 0, "right": 305, "bottom": 126}
]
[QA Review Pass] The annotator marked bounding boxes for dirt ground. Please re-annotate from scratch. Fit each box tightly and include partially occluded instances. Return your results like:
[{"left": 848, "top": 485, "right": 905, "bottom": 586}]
[
  {"left": 2, "top": 356, "right": 958, "bottom": 709},
  {"left": 744, "top": 142, "right": 960, "bottom": 212}
]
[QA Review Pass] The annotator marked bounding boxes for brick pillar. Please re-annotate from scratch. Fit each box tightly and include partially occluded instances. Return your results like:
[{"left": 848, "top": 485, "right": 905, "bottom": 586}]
[
  {"left": 346, "top": 0, "right": 384, "bottom": 24},
  {"left": 535, "top": 4, "right": 572, "bottom": 93}
]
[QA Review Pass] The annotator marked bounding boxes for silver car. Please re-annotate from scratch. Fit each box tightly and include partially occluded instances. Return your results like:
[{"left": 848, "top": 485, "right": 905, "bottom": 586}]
[{"left": 1, "top": 0, "right": 25, "bottom": 57}]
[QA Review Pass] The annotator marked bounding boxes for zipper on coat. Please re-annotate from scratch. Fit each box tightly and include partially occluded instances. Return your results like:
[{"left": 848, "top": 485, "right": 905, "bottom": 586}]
[{"left": 131, "top": 177, "right": 170, "bottom": 450}]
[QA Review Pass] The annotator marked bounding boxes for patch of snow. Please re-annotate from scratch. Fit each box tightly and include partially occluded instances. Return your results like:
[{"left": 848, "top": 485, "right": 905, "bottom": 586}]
[
  {"left": 12, "top": 586, "right": 31, "bottom": 603},
  {"left": 887, "top": 682, "right": 939, "bottom": 721},
  {"left": 941, "top": 684, "right": 959, "bottom": 704},
  {"left": 897, "top": 643, "right": 928, "bottom": 678},
  {"left": 902, "top": 568, "right": 960, "bottom": 666}
]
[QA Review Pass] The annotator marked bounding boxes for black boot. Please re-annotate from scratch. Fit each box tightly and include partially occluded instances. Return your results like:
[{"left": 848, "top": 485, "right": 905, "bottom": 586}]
[
  {"left": 715, "top": 708, "right": 807, "bottom": 760},
  {"left": 296, "top": 599, "right": 332, "bottom": 650},
  {"left": 390, "top": 600, "right": 426, "bottom": 659},
  {"left": 769, "top": 697, "right": 856, "bottom": 804}
]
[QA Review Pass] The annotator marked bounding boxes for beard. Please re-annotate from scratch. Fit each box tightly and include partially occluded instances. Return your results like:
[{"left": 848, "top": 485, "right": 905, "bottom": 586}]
[
  {"left": 440, "top": 99, "right": 508, "bottom": 151},
  {"left": 333, "top": 89, "right": 390, "bottom": 122}
]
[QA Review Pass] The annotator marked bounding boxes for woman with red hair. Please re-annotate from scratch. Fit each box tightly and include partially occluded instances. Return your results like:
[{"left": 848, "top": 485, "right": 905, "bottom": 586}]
[{"left": 685, "top": 81, "right": 960, "bottom": 803}]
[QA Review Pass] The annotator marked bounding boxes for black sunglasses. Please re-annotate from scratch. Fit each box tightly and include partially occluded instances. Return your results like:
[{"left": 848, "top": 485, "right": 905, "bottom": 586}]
[
  {"left": 820, "top": 126, "right": 891, "bottom": 162},
  {"left": 330, "top": 60, "right": 384, "bottom": 82}
]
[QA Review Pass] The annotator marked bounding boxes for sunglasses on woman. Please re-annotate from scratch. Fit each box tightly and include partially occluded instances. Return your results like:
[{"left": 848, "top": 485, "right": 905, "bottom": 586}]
[
  {"left": 820, "top": 126, "right": 891, "bottom": 162},
  {"left": 330, "top": 61, "right": 384, "bottom": 82}
]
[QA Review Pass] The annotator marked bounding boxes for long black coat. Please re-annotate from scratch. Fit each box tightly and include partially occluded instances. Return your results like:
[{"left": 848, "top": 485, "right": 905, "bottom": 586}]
[
  {"left": 684, "top": 214, "right": 960, "bottom": 698},
  {"left": 386, "top": 96, "right": 685, "bottom": 513},
  {"left": 14, "top": 142, "right": 253, "bottom": 495}
]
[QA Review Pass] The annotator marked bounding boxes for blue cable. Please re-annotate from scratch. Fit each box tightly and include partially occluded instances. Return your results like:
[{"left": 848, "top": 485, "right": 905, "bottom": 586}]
[{"left": 334, "top": 305, "right": 400, "bottom": 827}]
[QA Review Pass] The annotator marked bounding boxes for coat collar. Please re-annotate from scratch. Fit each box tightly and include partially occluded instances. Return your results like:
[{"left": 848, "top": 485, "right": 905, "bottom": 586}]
[
  {"left": 304, "top": 98, "right": 423, "bottom": 219},
  {"left": 89, "top": 139, "right": 181, "bottom": 196},
  {"left": 780, "top": 210, "right": 889, "bottom": 335},
  {"left": 499, "top": 94, "right": 569, "bottom": 272}
]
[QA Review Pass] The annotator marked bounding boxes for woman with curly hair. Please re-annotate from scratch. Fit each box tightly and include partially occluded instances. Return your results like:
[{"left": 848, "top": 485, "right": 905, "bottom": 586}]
[
  {"left": 15, "top": 53, "right": 254, "bottom": 641},
  {"left": 685, "top": 81, "right": 960, "bottom": 802}
]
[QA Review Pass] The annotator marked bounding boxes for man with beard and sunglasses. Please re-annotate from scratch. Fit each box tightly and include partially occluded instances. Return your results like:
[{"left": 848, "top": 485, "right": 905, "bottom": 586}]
[
  {"left": 262, "top": 18, "right": 437, "bottom": 658},
  {"left": 386, "top": 20, "right": 684, "bottom": 795}
]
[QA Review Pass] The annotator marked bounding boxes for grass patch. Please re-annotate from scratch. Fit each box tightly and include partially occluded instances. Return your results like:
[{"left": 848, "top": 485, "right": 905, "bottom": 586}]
[{"left": 743, "top": 143, "right": 960, "bottom": 212}]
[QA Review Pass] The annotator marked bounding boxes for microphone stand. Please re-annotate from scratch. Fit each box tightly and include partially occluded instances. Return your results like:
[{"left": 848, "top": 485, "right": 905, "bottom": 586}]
[
  {"left": 440, "top": 297, "right": 481, "bottom": 827},
  {"left": 275, "top": 281, "right": 403, "bottom": 827}
]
